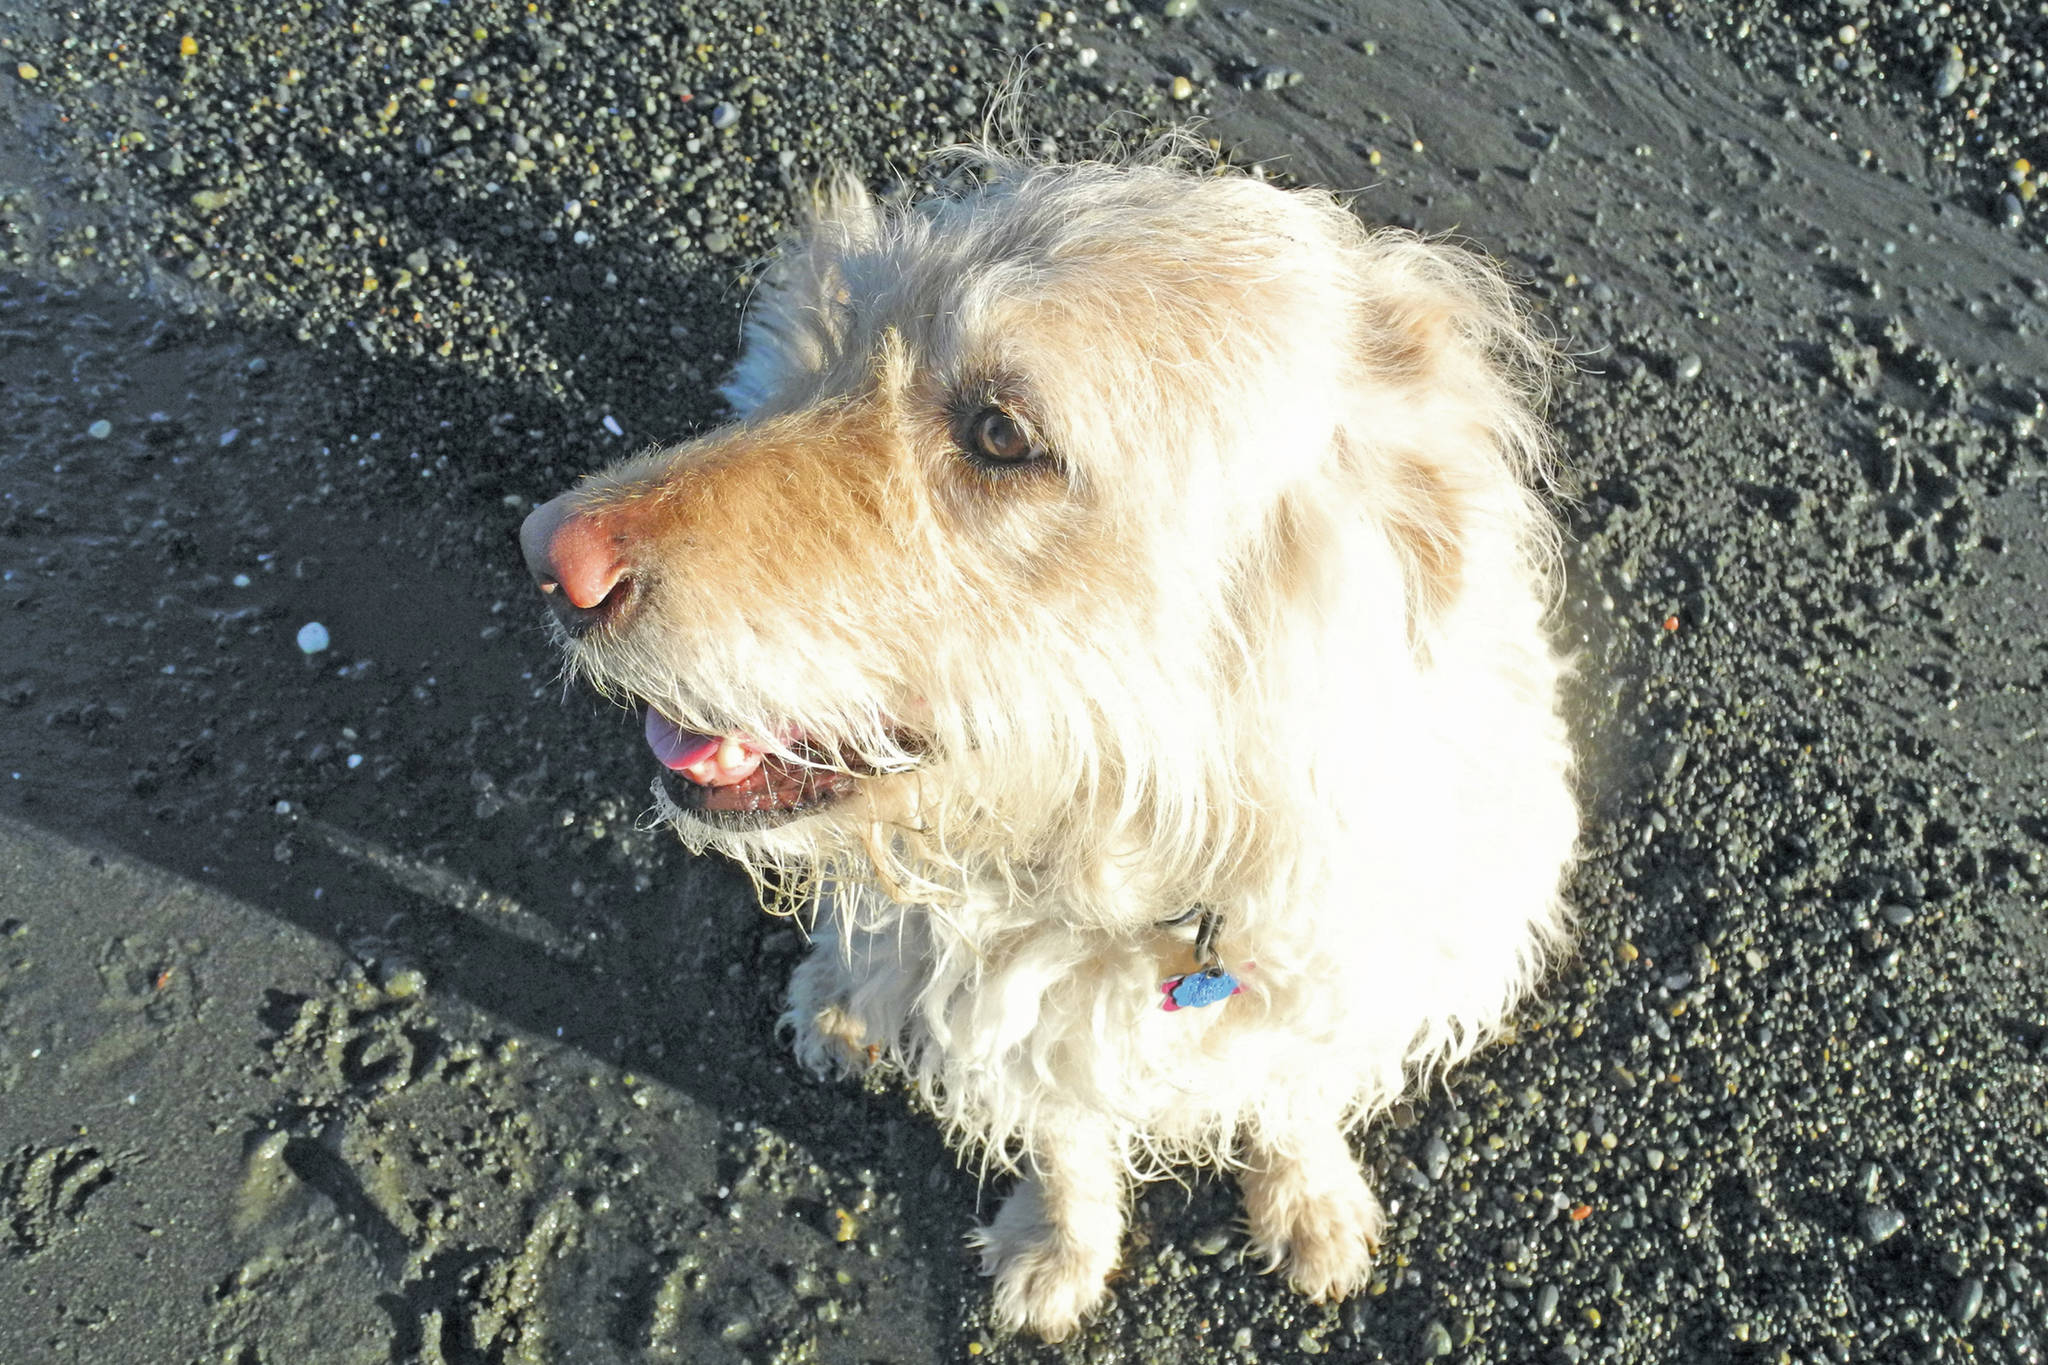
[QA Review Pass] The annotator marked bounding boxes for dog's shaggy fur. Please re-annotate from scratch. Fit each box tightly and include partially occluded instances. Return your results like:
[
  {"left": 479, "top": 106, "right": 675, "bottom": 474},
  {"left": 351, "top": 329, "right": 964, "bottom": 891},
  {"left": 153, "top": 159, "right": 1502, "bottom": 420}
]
[{"left": 520, "top": 151, "right": 1578, "bottom": 1340}]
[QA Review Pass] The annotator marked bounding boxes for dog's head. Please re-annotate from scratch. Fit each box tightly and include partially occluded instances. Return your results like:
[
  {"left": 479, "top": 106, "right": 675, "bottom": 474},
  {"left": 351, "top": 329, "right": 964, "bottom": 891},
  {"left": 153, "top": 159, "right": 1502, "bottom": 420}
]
[{"left": 520, "top": 154, "right": 1554, "bottom": 900}]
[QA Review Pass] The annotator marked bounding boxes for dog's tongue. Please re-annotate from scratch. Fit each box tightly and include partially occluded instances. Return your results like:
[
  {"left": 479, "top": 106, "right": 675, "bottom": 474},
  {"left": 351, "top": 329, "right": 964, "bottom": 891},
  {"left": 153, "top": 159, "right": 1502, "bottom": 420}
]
[
  {"left": 644, "top": 709, "right": 718, "bottom": 769},
  {"left": 644, "top": 709, "right": 764, "bottom": 787}
]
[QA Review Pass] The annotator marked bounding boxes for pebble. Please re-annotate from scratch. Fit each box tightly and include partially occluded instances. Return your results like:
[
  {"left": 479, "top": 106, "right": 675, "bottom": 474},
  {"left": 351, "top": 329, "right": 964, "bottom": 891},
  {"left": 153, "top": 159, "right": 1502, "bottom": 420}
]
[
  {"left": 710, "top": 101, "right": 740, "bottom": 130},
  {"left": 1536, "top": 1283, "right": 1560, "bottom": 1326},
  {"left": 1997, "top": 193, "right": 2024, "bottom": 228},
  {"left": 296, "top": 622, "right": 330, "bottom": 655},
  {"left": 1933, "top": 47, "right": 1965, "bottom": 99},
  {"left": 1170, "top": 75, "right": 1194, "bottom": 101},
  {"left": 379, "top": 963, "right": 427, "bottom": 998},
  {"left": 1861, "top": 1206, "right": 1906, "bottom": 1244},
  {"left": 1421, "top": 1319, "right": 1453, "bottom": 1357},
  {"left": 1656, "top": 740, "right": 1690, "bottom": 782},
  {"left": 1672, "top": 352, "right": 1704, "bottom": 383},
  {"left": 1191, "top": 1226, "right": 1231, "bottom": 1255},
  {"left": 1950, "top": 1276, "right": 1984, "bottom": 1325},
  {"left": 87, "top": 419, "right": 113, "bottom": 439},
  {"left": 1161, "top": 0, "right": 1198, "bottom": 16},
  {"left": 1423, "top": 1135, "right": 1451, "bottom": 1180}
]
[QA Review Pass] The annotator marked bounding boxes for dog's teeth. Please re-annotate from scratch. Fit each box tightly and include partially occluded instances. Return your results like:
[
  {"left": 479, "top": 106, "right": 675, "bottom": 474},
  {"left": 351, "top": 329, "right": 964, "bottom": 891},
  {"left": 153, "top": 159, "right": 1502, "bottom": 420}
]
[{"left": 675, "top": 735, "right": 766, "bottom": 788}]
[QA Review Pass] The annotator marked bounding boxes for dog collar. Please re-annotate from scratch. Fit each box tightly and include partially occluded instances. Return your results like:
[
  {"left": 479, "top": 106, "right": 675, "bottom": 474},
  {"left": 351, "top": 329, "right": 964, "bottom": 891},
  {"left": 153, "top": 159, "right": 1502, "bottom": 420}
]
[{"left": 1157, "top": 907, "right": 1243, "bottom": 1011}]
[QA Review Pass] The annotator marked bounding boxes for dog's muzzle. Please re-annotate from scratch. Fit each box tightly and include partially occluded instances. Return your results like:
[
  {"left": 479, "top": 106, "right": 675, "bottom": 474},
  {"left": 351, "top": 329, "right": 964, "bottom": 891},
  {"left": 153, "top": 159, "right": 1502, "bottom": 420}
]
[{"left": 521, "top": 490, "right": 919, "bottom": 827}]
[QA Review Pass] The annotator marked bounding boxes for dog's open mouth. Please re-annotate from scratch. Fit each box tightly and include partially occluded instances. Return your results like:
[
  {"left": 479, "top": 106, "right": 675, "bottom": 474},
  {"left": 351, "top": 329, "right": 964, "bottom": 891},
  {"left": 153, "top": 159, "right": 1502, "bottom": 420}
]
[{"left": 644, "top": 708, "right": 862, "bottom": 821}]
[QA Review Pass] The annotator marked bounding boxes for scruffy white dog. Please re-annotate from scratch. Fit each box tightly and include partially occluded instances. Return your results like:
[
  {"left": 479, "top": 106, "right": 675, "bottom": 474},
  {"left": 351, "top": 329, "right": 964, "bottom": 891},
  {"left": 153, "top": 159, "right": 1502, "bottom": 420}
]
[{"left": 520, "top": 151, "right": 1577, "bottom": 1341}]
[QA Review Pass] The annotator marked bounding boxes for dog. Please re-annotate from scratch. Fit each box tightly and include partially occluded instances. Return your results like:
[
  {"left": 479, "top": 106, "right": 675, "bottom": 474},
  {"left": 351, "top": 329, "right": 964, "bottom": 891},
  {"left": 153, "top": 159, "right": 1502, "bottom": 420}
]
[{"left": 518, "top": 149, "right": 1578, "bottom": 1341}]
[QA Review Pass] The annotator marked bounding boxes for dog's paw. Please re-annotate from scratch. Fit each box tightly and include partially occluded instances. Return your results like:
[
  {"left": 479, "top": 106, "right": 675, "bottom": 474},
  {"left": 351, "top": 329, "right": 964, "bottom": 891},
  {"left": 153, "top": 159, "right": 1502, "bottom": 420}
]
[
  {"left": 971, "top": 1181, "right": 1119, "bottom": 1342},
  {"left": 785, "top": 1001, "right": 875, "bottom": 1077},
  {"left": 1243, "top": 1153, "right": 1383, "bottom": 1302},
  {"left": 782, "top": 948, "right": 877, "bottom": 1077}
]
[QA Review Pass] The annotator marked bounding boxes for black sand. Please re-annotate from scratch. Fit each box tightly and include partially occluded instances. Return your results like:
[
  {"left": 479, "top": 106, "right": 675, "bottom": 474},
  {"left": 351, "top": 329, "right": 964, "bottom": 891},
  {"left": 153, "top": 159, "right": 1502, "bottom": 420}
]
[{"left": 1, "top": 1, "right": 2044, "bottom": 1361}]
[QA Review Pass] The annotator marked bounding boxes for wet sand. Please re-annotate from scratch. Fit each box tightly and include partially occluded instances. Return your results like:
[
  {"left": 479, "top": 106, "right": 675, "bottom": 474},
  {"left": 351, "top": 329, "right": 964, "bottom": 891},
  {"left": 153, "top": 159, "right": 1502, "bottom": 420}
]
[{"left": 2, "top": 1, "right": 2044, "bottom": 1361}]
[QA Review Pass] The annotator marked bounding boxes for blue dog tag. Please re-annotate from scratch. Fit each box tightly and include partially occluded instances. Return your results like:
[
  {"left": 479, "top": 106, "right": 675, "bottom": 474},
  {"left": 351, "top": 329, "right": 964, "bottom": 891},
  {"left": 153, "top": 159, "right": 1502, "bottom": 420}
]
[{"left": 1160, "top": 968, "right": 1242, "bottom": 1011}]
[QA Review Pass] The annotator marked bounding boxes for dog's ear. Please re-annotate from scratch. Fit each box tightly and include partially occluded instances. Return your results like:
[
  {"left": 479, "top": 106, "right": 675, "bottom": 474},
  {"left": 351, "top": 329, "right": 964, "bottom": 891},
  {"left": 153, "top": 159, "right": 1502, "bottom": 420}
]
[
  {"left": 806, "top": 170, "right": 880, "bottom": 241},
  {"left": 720, "top": 171, "right": 882, "bottom": 419},
  {"left": 1368, "top": 438, "right": 1467, "bottom": 642},
  {"left": 1315, "top": 430, "right": 1464, "bottom": 647},
  {"left": 1342, "top": 238, "right": 1555, "bottom": 647}
]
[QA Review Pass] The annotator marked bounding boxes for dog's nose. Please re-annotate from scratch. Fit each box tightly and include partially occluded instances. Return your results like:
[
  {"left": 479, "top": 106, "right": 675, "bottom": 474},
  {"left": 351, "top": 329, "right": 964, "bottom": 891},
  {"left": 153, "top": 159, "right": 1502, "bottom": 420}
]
[{"left": 520, "top": 493, "right": 633, "bottom": 634}]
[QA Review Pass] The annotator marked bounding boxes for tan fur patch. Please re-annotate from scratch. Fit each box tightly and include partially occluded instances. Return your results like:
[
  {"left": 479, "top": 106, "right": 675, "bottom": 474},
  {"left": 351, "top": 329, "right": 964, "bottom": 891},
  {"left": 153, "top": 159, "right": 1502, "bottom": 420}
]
[{"left": 1386, "top": 450, "right": 1467, "bottom": 637}]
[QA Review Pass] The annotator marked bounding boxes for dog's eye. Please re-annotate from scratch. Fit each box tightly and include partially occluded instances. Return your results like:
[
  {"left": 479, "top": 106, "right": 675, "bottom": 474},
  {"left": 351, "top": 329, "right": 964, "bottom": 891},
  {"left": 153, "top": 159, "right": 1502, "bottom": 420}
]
[{"left": 966, "top": 407, "right": 1042, "bottom": 465}]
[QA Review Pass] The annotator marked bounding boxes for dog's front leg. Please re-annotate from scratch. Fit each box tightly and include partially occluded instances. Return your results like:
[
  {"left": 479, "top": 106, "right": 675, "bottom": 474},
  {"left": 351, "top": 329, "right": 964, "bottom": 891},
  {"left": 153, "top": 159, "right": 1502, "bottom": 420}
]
[
  {"left": 1240, "top": 1118, "right": 1383, "bottom": 1302},
  {"left": 972, "top": 1115, "right": 1127, "bottom": 1341}
]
